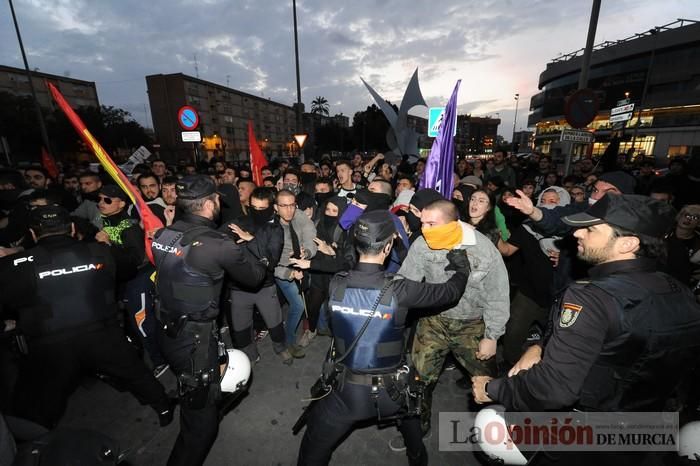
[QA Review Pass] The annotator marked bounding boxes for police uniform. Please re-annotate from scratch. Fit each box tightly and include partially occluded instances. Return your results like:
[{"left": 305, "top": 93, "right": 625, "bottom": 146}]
[
  {"left": 486, "top": 195, "right": 700, "bottom": 412},
  {"left": 482, "top": 195, "right": 700, "bottom": 464},
  {"left": 297, "top": 210, "right": 470, "bottom": 466},
  {"left": 0, "top": 206, "right": 171, "bottom": 429},
  {"left": 152, "top": 175, "right": 266, "bottom": 466}
]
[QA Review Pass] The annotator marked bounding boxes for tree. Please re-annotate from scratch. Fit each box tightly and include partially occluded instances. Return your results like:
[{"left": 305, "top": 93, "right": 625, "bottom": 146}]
[
  {"left": 351, "top": 103, "right": 396, "bottom": 152},
  {"left": 310, "top": 96, "right": 329, "bottom": 116}
]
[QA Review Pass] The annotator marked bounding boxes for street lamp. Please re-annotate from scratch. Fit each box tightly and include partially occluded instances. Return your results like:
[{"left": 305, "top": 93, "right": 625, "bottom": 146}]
[{"left": 512, "top": 93, "right": 520, "bottom": 152}]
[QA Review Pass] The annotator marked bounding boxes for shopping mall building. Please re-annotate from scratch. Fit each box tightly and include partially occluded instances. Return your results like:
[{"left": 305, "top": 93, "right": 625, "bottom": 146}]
[{"left": 528, "top": 19, "right": 700, "bottom": 165}]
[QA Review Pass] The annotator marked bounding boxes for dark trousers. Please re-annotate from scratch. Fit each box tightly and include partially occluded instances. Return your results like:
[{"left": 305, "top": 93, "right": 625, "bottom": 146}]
[
  {"left": 502, "top": 291, "right": 549, "bottom": 367},
  {"left": 13, "top": 324, "right": 169, "bottom": 429},
  {"left": 123, "top": 265, "right": 166, "bottom": 366},
  {"left": 159, "top": 321, "right": 220, "bottom": 466},
  {"left": 297, "top": 381, "right": 427, "bottom": 466}
]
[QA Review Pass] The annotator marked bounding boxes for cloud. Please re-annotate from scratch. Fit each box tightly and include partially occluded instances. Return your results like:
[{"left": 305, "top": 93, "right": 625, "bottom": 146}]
[{"left": 1, "top": 0, "right": 698, "bottom": 138}]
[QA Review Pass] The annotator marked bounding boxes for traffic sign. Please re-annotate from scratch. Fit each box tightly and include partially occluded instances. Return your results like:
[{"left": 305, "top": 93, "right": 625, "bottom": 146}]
[
  {"left": 610, "top": 112, "right": 633, "bottom": 124},
  {"left": 293, "top": 134, "right": 308, "bottom": 148},
  {"left": 611, "top": 103, "right": 634, "bottom": 116},
  {"left": 560, "top": 129, "right": 594, "bottom": 143},
  {"left": 178, "top": 106, "right": 200, "bottom": 131},
  {"left": 427, "top": 107, "right": 457, "bottom": 138},
  {"left": 181, "top": 131, "right": 202, "bottom": 142},
  {"left": 564, "top": 88, "right": 599, "bottom": 129}
]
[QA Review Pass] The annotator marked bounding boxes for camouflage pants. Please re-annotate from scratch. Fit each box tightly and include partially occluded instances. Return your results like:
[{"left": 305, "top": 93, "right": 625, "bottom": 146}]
[{"left": 411, "top": 315, "right": 496, "bottom": 432}]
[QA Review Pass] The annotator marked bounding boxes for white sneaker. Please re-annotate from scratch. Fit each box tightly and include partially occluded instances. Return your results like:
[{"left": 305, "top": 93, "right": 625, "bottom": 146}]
[{"left": 298, "top": 329, "right": 316, "bottom": 348}]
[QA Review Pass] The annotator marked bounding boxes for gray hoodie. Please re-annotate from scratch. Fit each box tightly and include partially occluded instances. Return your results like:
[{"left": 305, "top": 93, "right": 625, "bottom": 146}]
[{"left": 397, "top": 221, "right": 510, "bottom": 340}]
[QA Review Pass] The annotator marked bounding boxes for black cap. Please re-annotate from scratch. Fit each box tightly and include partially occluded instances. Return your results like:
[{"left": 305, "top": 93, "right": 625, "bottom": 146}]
[
  {"left": 598, "top": 171, "right": 636, "bottom": 194},
  {"left": 562, "top": 194, "right": 676, "bottom": 238},
  {"left": 176, "top": 175, "right": 218, "bottom": 200},
  {"left": 354, "top": 210, "right": 397, "bottom": 245},
  {"left": 99, "top": 184, "right": 130, "bottom": 202},
  {"left": 29, "top": 205, "right": 71, "bottom": 229}
]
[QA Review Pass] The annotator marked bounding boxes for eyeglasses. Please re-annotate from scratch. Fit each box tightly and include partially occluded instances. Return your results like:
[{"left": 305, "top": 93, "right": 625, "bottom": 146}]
[
  {"left": 470, "top": 197, "right": 489, "bottom": 205},
  {"left": 684, "top": 213, "right": 700, "bottom": 221},
  {"left": 98, "top": 196, "right": 115, "bottom": 205}
]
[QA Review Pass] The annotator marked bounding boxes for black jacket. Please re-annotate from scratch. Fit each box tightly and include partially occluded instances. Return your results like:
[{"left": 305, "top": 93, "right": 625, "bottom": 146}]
[{"left": 220, "top": 215, "right": 284, "bottom": 289}]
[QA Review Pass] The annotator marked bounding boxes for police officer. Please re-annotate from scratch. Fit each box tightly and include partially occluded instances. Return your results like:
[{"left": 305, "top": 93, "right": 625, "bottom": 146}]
[
  {"left": 0, "top": 206, "right": 173, "bottom": 429},
  {"left": 472, "top": 194, "right": 700, "bottom": 464},
  {"left": 297, "top": 210, "right": 471, "bottom": 466},
  {"left": 152, "top": 175, "right": 266, "bottom": 466}
]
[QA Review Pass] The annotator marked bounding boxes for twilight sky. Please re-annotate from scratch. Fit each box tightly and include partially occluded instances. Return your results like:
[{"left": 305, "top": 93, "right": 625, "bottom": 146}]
[{"left": 1, "top": 0, "right": 698, "bottom": 138}]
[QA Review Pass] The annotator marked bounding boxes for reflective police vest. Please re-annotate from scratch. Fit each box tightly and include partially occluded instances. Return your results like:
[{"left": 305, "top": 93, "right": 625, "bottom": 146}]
[
  {"left": 578, "top": 272, "right": 700, "bottom": 411},
  {"left": 329, "top": 276, "right": 405, "bottom": 373},
  {"left": 22, "top": 241, "right": 116, "bottom": 338},
  {"left": 152, "top": 226, "right": 224, "bottom": 322}
]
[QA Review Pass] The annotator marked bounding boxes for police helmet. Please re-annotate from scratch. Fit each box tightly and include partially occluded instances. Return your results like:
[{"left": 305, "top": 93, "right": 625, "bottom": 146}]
[
  {"left": 220, "top": 349, "right": 251, "bottom": 393},
  {"left": 474, "top": 405, "right": 529, "bottom": 465},
  {"left": 679, "top": 421, "right": 700, "bottom": 461}
]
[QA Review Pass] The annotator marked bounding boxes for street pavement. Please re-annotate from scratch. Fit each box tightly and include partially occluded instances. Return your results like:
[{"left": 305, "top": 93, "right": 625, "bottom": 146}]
[{"left": 60, "top": 331, "right": 481, "bottom": 465}]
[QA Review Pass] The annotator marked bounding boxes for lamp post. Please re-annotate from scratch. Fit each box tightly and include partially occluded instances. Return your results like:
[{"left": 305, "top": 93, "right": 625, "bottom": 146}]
[
  {"left": 292, "top": 0, "right": 302, "bottom": 135},
  {"left": 512, "top": 93, "right": 520, "bottom": 153},
  {"left": 8, "top": 0, "right": 53, "bottom": 161}
]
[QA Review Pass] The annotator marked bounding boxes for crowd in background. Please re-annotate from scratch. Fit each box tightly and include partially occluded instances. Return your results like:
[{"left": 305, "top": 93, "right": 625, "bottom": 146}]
[{"left": 1, "top": 146, "right": 700, "bottom": 428}]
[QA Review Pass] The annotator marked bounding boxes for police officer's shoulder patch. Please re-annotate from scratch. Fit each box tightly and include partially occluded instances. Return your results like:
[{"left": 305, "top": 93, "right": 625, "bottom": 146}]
[{"left": 559, "top": 302, "right": 583, "bottom": 328}]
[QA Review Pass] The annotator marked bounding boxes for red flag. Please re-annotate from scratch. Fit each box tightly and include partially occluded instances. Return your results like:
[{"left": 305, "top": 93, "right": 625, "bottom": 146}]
[
  {"left": 41, "top": 146, "right": 59, "bottom": 179},
  {"left": 248, "top": 121, "right": 267, "bottom": 187},
  {"left": 46, "top": 82, "right": 163, "bottom": 264}
]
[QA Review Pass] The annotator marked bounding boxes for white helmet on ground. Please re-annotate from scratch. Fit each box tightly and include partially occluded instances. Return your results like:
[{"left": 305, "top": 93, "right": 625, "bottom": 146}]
[
  {"left": 220, "top": 349, "right": 251, "bottom": 393},
  {"left": 474, "top": 405, "right": 528, "bottom": 465},
  {"left": 679, "top": 421, "right": 700, "bottom": 461}
]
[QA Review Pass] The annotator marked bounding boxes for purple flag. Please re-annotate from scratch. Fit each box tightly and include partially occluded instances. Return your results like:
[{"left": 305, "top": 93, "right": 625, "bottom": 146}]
[{"left": 421, "top": 80, "right": 461, "bottom": 198}]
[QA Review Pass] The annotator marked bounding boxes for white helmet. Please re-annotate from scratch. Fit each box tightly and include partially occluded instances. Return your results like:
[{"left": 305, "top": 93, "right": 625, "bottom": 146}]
[
  {"left": 474, "top": 405, "right": 528, "bottom": 465},
  {"left": 679, "top": 421, "right": 700, "bottom": 461},
  {"left": 220, "top": 349, "right": 251, "bottom": 393}
]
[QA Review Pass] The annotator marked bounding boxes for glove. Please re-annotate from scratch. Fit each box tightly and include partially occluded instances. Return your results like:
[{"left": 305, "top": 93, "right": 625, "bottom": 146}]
[{"left": 445, "top": 249, "right": 471, "bottom": 275}]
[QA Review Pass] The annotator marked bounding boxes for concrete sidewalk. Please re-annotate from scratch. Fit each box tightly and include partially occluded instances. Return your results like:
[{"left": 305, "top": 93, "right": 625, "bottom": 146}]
[{"left": 60, "top": 333, "right": 480, "bottom": 465}]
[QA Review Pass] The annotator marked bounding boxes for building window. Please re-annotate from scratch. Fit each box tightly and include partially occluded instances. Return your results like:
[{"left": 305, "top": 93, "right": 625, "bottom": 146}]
[
  {"left": 667, "top": 145, "right": 688, "bottom": 158},
  {"left": 223, "top": 115, "right": 234, "bottom": 123}
]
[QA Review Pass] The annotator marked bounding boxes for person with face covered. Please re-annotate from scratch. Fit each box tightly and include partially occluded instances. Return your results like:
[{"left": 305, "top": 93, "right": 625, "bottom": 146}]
[
  {"left": 222, "top": 187, "right": 293, "bottom": 365},
  {"left": 337, "top": 185, "right": 408, "bottom": 272},
  {"left": 389, "top": 199, "right": 509, "bottom": 450},
  {"left": 404, "top": 188, "right": 444, "bottom": 243},
  {"left": 290, "top": 196, "right": 351, "bottom": 340},
  {"left": 283, "top": 169, "right": 314, "bottom": 214}
]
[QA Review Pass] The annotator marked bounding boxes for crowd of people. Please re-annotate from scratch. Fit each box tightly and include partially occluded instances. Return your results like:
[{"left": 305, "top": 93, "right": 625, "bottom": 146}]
[{"left": 1, "top": 146, "right": 700, "bottom": 465}]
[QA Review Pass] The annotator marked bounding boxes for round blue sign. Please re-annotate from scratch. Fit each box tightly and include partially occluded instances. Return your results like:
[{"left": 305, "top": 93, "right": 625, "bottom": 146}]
[{"left": 177, "top": 106, "right": 199, "bottom": 130}]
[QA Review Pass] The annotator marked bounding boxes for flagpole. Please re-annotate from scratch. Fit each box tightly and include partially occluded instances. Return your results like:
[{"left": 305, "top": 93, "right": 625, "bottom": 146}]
[{"left": 8, "top": 0, "right": 53, "bottom": 161}]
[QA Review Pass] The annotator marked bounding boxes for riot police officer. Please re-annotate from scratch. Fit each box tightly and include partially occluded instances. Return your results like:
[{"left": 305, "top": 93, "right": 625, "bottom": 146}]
[
  {"left": 0, "top": 206, "right": 172, "bottom": 429},
  {"left": 152, "top": 175, "right": 266, "bottom": 466},
  {"left": 296, "top": 210, "right": 471, "bottom": 466},
  {"left": 472, "top": 194, "right": 700, "bottom": 465}
]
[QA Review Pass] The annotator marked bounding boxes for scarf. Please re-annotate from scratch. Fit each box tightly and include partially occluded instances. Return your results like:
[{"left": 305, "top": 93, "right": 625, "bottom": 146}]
[{"left": 422, "top": 221, "right": 462, "bottom": 250}]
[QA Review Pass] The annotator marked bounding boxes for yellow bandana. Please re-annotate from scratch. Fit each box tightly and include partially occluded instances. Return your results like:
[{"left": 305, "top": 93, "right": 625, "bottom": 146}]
[{"left": 422, "top": 221, "right": 462, "bottom": 250}]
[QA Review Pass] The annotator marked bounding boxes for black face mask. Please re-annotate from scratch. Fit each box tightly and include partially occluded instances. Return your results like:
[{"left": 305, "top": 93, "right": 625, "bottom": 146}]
[
  {"left": 315, "top": 192, "right": 334, "bottom": 206},
  {"left": 83, "top": 190, "right": 100, "bottom": 202},
  {"left": 405, "top": 210, "right": 422, "bottom": 233},
  {"left": 250, "top": 206, "right": 274, "bottom": 226},
  {"left": 321, "top": 213, "right": 338, "bottom": 232},
  {"left": 300, "top": 172, "right": 317, "bottom": 185},
  {"left": 452, "top": 199, "right": 468, "bottom": 221}
]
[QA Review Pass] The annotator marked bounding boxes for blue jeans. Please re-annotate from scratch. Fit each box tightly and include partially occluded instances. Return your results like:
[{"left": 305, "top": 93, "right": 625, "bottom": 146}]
[{"left": 276, "top": 278, "right": 305, "bottom": 345}]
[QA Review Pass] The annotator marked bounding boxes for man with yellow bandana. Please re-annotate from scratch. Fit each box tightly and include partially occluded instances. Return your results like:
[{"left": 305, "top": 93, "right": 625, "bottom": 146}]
[{"left": 389, "top": 199, "right": 509, "bottom": 451}]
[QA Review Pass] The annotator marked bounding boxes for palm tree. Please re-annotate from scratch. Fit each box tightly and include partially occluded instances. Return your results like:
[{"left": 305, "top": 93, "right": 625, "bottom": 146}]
[{"left": 310, "top": 96, "right": 330, "bottom": 116}]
